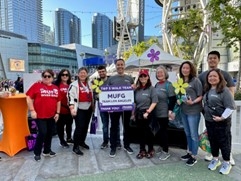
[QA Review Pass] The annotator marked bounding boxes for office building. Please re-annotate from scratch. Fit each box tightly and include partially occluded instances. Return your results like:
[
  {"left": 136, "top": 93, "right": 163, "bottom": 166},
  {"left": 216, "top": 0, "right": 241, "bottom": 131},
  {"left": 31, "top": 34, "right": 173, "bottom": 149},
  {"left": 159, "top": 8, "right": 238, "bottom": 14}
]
[
  {"left": 0, "top": 0, "right": 43, "bottom": 43},
  {"left": 92, "top": 13, "right": 115, "bottom": 50},
  {"left": 43, "top": 24, "right": 54, "bottom": 45},
  {"left": 55, "top": 8, "right": 81, "bottom": 46},
  {"left": 0, "top": 30, "right": 28, "bottom": 80},
  {"left": 28, "top": 43, "right": 78, "bottom": 74}
]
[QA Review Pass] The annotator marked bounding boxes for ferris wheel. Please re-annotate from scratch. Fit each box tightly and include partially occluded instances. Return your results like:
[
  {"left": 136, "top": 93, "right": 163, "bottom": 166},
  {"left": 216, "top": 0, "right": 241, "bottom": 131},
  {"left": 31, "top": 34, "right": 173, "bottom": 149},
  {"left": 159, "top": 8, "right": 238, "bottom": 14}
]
[
  {"left": 159, "top": 0, "right": 210, "bottom": 68},
  {"left": 115, "top": 0, "right": 141, "bottom": 58}
]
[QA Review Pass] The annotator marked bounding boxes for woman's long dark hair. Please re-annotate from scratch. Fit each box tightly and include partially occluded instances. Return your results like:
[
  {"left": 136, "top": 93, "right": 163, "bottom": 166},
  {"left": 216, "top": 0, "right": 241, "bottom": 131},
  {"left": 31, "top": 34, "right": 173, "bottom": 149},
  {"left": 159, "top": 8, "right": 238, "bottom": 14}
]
[
  {"left": 179, "top": 61, "right": 197, "bottom": 82},
  {"left": 55, "top": 69, "right": 71, "bottom": 86},
  {"left": 204, "top": 69, "right": 226, "bottom": 93}
]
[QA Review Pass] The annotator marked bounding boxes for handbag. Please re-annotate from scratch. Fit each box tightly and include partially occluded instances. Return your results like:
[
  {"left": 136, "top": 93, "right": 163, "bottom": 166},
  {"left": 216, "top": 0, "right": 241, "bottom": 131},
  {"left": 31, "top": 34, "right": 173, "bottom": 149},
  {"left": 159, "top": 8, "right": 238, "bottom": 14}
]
[
  {"left": 206, "top": 91, "right": 225, "bottom": 117},
  {"left": 136, "top": 109, "right": 147, "bottom": 120},
  {"left": 25, "top": 134, "right": 37, "bottom": 151},
  {"left": 168, "top": 104, "right": 183, "bottom": 129},
  {"left": 90, "top": 115, "right": 98, "bottom": 134},
  {"left": 199, "top": 130, "right": 211, "bottom": 153}
]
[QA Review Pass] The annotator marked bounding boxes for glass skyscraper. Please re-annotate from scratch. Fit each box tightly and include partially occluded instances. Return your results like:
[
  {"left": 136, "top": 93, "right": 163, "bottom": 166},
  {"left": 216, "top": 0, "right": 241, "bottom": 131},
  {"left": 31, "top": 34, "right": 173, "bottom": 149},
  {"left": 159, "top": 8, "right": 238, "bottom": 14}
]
[
  {"left": 55, "top": 8, "right": 81, "bottom": 46},
  {"left": 0, "top": 0, "right": 43, "bottom": 43},
  {"left": 92, "top": 13, "right": 114, "bottom": 50}
]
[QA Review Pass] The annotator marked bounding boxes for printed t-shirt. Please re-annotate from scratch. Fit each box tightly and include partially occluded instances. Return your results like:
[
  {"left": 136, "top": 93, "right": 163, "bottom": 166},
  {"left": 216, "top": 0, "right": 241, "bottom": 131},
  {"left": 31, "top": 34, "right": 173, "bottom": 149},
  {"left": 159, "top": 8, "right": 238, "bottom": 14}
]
[{"left": 26, "top": 82, "right": 61, "bottom": 119}]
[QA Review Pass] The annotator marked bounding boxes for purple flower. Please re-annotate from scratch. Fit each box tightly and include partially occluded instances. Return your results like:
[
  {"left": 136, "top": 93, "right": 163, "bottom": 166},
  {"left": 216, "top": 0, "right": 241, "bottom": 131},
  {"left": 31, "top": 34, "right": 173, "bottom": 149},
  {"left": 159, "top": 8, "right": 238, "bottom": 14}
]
[{"left": 147, "top": 49, "right": 160, "bottom": 63}]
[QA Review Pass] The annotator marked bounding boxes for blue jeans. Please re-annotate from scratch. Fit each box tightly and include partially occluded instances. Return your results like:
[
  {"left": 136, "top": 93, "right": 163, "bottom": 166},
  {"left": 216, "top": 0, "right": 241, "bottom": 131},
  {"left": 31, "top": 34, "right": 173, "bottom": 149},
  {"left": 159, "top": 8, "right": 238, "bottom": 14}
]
[
  {"left": 181, "top": 112, "right": 201, "bottom": 156},
  {"left": 100, "top": 111, "right": 120, "bottom": 144}
]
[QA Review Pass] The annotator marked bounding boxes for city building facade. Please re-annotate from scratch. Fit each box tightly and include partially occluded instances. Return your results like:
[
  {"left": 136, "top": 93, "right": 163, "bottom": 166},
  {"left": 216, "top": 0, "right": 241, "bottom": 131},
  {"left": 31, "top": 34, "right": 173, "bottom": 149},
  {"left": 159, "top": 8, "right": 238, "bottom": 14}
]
[
  {"left": 0, "top": 30, "right": 28, "bottom": 80},
  {"left": 92, "top": 13, "right": 115, "bottom": 50},
  {"left": 0, "top": 0, "right": 43, "bottom": 43},
  {"left": 43, "top": 24, "right": 54, "bottom": 45},
  {"left": 55, "top": 8, "right": 81, "bottom": 46},
  {"left": 28, "top": 43, "right": 78, "bottom": 74}
]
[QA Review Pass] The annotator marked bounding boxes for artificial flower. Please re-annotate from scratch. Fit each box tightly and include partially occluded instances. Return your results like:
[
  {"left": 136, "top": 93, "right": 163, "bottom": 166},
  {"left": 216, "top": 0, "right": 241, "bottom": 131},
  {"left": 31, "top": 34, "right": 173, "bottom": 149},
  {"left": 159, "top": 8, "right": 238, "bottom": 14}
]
[
  {"left": 172, "top": 78, "right": 189, "bottom": 95},
  {"left": 91, "top": 79, "right": 104, "bottom": 93}
]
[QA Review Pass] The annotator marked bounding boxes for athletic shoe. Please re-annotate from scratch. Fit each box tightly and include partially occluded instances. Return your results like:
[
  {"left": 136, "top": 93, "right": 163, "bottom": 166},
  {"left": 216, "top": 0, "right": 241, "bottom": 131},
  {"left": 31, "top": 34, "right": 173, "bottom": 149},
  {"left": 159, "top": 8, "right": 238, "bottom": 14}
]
[
  {"left": 159, "top": 151, "right": 170, "bottom": 160},
  {"left": 117, "top": 143, "right": 122, "bottom": 150},
  {"left": 34, "top": 155, "right": 41, "bottom": 162},
  {"left": 100, "top": 142, "right": 108, "bottom": 149},
  {"left": 156, "top": 147, "right": 162, "bottom": 154},
  {"left": 66, "top": 138, "right": 74, "bottom": 145},
  {"left": 60, "top": 141, "right": 69, "bottom": 148},
  {"left": 230, "top": 153, "right": 235, "bottom": 166},
  {"left": 208, "top": 159, "right": 221, "bottom": 170},
  {"left": 80, "top": 143, "right": 90, "bottom": 150},
  {"left": 72, "top": 148, "right": 84, "bottom": 156},
  {"left": 219, "top": 161, "right": 232, "bottom": 175},
  {"left": 109, "top": 149, "right": 116, "bottom": 158},
  {"left": 204, "top": 153, "right": 213, "bottom": 161},
  {"left": 42, "top": 151, "right": 56, "bottom": 157},
  {"left": 181, "top": 153, "right": 192, "bottom": 161},
  {"left": 186, "top": 157, "right": 197, "bottom": 166},
  {"left": 124, "top": 146, "right": 134, "bottom": 154}
]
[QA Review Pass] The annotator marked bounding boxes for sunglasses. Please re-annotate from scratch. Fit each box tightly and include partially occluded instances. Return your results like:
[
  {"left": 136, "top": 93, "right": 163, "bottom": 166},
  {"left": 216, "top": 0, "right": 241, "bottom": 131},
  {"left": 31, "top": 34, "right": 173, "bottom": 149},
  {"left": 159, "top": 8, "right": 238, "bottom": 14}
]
[
  {"left": 43, "top": 75, "right": 52, "bottom": 78},
  {"left": 61, "top": 73, "right": 69, "bottom": 77},
  {"left": 139, "top": 75, "right": 147, "bottom": 78}
]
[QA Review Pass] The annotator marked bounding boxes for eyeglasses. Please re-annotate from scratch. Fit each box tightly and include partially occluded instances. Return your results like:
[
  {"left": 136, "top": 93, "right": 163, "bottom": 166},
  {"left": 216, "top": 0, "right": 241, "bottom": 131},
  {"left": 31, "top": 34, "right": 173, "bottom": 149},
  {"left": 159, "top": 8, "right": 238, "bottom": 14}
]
[
  {"left": 43, "top": 75, "right": 52, "bottom": 78},
  {"left": 139, "top": 75, "right": 147, "bottom": 78},
  {"left": 61, "top": 74, "right": 69, "bottom": 77}
]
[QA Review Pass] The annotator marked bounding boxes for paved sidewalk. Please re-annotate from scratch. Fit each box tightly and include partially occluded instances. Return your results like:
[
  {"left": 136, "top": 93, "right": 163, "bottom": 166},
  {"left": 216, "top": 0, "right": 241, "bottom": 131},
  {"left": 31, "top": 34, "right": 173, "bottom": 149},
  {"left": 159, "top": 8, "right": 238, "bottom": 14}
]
[{"left": 0, "top": 134, "right": 240, "bottom": 181}]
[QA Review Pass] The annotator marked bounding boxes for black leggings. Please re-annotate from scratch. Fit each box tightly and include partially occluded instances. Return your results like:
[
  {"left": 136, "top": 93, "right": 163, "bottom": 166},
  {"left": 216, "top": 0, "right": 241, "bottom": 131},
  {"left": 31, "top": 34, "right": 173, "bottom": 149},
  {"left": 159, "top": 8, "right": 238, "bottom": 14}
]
[
  {"left": 56, "top": 113, "right": 73, "bottom": 142},
  {"left": 73, "top": 108, "right": 92, "bottom": 149},
  {"left": 136, "top": 115, "right": 154, "bottom": 152},
  {"left": 156, "top": 117, "right": 169, "bottom": 152},
  {"left": 205, "top": 119, "right": 232, "bottom": 161}
]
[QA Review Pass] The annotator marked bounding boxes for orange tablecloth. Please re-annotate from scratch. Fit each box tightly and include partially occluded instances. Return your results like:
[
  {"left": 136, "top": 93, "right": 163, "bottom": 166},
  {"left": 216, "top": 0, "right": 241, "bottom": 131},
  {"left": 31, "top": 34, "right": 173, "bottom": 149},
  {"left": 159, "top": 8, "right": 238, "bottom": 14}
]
[{"left": 0, "top": 93, "right": 30, "bottom": 156}]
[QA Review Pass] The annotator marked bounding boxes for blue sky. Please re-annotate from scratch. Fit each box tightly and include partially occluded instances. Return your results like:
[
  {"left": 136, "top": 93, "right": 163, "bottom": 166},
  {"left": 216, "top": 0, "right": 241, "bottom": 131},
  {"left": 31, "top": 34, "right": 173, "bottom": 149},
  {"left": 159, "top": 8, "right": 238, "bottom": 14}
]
[{"left": 42, "top": 0, "right": 162, "bottom": 47}]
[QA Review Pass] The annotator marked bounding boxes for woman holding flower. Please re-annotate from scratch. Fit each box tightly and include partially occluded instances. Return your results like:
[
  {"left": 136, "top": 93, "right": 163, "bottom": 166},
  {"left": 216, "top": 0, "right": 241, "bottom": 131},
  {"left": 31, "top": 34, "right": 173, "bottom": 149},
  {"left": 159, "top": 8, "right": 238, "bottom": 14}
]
[{"left": 174, "top": 61, "right": 203, "bottom": 166}]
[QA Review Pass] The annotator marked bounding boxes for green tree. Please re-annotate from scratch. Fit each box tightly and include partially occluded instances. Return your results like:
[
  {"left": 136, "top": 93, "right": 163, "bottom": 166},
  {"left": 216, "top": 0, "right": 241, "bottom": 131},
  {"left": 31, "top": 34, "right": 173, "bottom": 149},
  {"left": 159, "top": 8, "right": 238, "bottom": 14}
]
[
  {"left": 169, "top": 9, "right": 204, "bottom": 68},
  {"left": 207, "top": 0, "right": 241, "bottom": 90},
  {"left": 123, "top": 37, "right": 159, "bottom": 60}
]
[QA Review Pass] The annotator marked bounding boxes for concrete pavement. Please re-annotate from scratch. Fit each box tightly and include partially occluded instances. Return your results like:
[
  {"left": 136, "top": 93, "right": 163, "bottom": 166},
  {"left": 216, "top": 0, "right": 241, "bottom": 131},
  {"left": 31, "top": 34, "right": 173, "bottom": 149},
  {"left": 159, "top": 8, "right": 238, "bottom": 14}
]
[{"left": 0, "top": 134, "right": 240, "bottom": 181}]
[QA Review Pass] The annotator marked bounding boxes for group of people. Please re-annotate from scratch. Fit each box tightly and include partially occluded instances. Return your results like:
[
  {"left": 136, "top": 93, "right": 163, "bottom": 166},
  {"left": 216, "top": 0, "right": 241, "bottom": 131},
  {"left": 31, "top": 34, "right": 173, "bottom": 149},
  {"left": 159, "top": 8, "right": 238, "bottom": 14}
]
[{"left": 25, "top": 50, "right": 236, "bottom": 175}]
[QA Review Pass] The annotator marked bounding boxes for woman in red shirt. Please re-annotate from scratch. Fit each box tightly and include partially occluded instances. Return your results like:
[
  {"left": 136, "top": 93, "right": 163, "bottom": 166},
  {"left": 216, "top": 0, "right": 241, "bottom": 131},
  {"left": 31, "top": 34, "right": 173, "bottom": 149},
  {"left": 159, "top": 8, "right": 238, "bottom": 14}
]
[
  {"left": 26, "top": 69, "right": 61, "bottom": 161},
  {"left": 54, "top": 69, "right": 73, "bottom": 148},
  {"left": 68, "top": 67, "right": 93, "bottom": 156}
]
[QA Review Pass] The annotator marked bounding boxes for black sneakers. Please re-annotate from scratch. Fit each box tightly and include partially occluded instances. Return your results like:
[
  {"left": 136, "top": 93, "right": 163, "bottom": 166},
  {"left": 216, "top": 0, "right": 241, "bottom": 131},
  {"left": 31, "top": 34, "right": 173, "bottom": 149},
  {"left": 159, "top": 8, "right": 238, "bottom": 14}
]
[
  {"left": 117, "top": 143, "right": 122, "bottom": 150},
  {"left": 34, "top": 155, "right": 41, "bottom": 162},
  {"left": 42, "top": 151, "right": 56, "bottom": 157},
  {"left": 124, "top": 146, "right": 134, "bottom": 154},
  {"left": 186, "top": 157, "right": 197, "bottom": 166},
  {"left": 60, "top": 141, "right": 69, "bottom": 148},
  {"left": 80, "top": 143, "right": 90, "bottom": 150},
  {"left": 181, "top": 153, "right": 192, "bottom": 161},
  {"left": 101, "top": 142, "right": 108, "bottom": 149},
  {"left": 109, "top": 149, "right": 116, "bottom": 158},
  {"left": 72, "top": 148, "right": 84, "bottom": 156},
  {"left": 66, "top": 138, "right": 74, "bottom": 145}
]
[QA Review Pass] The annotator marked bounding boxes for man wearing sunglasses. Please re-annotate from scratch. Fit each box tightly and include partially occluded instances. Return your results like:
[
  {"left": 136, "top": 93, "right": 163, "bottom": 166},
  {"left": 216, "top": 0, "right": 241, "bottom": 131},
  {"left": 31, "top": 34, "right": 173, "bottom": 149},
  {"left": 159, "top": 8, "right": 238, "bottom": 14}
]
[{"left": 198, "top": 50, "right": 235, "bottom": 165}]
